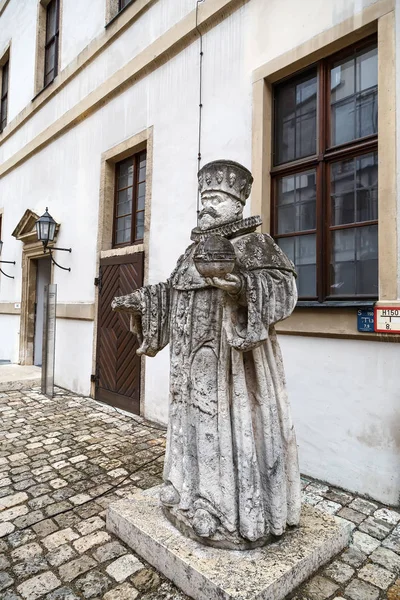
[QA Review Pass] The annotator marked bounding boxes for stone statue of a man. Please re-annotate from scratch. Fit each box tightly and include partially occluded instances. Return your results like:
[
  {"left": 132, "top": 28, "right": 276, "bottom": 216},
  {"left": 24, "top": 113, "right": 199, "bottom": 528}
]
[{"left": 112, "top": 159, "right": 301, "bottom": 549}]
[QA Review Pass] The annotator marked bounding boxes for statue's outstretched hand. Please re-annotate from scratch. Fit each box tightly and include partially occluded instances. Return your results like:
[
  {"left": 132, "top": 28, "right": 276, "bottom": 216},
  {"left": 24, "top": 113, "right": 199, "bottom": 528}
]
[
  {"left": 111, "top": 291, "right": 142, "bottom": 313},
  {"left": 206, "top": 273, "right": 242, "bottom": 294}
]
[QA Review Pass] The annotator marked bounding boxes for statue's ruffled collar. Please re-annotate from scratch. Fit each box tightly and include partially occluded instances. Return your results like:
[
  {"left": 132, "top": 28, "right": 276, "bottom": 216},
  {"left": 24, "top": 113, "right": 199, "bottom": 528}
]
[{"left": 190, "top": 215, "right": 262, "bottom": 242}]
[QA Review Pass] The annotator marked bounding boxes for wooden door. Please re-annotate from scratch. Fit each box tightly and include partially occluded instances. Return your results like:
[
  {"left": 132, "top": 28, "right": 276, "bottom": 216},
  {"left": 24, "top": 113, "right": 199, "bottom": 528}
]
[{"left": 95, "top": 253, "right": 144, "bottom": 414}]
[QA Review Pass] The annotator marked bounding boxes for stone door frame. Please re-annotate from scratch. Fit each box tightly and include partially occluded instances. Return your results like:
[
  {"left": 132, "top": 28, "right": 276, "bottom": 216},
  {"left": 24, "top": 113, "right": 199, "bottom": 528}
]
[
  {"left": 19, "top": 244, "right": 54, "bottom": 365},
  {"left": 12, "top": 209, "right": 59, "bottom": 365}
]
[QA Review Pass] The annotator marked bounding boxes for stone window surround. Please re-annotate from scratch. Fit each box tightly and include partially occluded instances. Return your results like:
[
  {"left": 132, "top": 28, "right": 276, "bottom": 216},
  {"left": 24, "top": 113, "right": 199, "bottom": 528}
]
[
  {"left": 0, "top": 43, "right": 10, "bottom": 131},
  {"left": 33, "top": 0, "right": 63, "bottom": 97},
  {"left": 0, "top": 0, "right": 10, "bottom": 18},
  {"left": 92, "top": 126, "right": 154, "bottom": 410},
  {"left": 106, "top": 0, "right": 137, "bottom": 25},
  {"left": 251, "top": 3, "right": 398, "bottom": 342}
]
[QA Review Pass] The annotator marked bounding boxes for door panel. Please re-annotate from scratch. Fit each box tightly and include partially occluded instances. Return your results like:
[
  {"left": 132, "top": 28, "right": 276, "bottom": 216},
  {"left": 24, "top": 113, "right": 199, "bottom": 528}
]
[
  {"left": 34, "top": 257, "right": 52, "bottom": 367},
  {"left": 95, "top": 252, "right": 143, "bottom": 414}
]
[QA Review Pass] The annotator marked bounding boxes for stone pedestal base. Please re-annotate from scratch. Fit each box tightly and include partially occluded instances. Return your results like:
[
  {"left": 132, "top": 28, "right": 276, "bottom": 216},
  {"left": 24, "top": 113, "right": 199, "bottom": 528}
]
[{"left": 107, "top": 487, "right": 351, "bottom": 600}]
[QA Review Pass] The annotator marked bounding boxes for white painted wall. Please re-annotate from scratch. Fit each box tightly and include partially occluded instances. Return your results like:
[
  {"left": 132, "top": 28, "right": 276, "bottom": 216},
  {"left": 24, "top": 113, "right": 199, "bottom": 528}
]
[
  {"left": 280, "top": 335, "right": 400, "bottom": 505},
  {"left": 0, "top": 314, "right": 19, "bottom": 363},
  {"left": 60, "top": 0, "right": 105, "bottom": 70},
  {"left": 0, "top": 0, "right": 399, "bottom": 503},
  {"left": 0, "top": 0, "right": 37, "bottom": 121},
  {"left": 54, "top": 319, "right": 94, "bottom": 395},
  {"left": 0, "top": 0, "right": 198, "bottom": 163}
]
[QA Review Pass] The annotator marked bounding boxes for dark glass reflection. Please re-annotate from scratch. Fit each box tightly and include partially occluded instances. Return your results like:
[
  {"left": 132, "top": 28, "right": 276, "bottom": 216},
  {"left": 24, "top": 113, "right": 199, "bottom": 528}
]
[{"left": 274, "top": 70, "right": 317, "bottom": 165}]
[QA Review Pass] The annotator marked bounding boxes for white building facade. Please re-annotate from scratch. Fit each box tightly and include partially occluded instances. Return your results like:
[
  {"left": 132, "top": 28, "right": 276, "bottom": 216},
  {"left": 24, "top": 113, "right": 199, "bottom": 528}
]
[{"left": 0, "top": 0, "right": 399, "bottom": 506}]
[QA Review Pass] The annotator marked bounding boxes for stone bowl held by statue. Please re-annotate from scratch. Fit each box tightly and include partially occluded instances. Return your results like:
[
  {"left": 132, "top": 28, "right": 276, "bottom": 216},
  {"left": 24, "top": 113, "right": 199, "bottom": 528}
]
[{"left": 193, "top": 235, "right": 236, "bottom": 279}]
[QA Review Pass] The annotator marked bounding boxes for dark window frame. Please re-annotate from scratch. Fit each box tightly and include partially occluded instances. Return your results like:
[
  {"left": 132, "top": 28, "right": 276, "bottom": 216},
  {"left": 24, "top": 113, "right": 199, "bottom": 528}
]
[
  {"left": 44, "top": 0, "right": 60, "bottom": 88},
  {"left": 0, "top": 58, "right": 9, "bottom": 133},
  {"left": 118, "top": 0, "right": 134, "bottom": 12},
  {"left": 113, "top": 150, "right": 147, "bottom": 248},
  {"left": 271, "top": 35, "right": 378, "bottom": 303}
]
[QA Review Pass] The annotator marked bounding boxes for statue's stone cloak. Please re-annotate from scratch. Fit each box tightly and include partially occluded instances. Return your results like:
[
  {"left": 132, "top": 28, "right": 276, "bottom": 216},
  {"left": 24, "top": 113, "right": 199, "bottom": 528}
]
[{"left": 124, "top": 226, "right": 301, "bottom": 545}]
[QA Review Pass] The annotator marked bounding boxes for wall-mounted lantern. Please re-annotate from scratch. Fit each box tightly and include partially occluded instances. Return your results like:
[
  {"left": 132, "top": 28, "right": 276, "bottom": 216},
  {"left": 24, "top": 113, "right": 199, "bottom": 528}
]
[
  {"left": 0, "top": 240, "right": 16, "bottom": 279},
  {"left": 35, "top": 208, "right": 72, "bottom": 272}
]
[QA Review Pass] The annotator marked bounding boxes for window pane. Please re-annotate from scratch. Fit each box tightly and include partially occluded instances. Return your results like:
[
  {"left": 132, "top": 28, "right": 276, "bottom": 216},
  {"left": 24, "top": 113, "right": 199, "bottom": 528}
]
[
  {"left": 277, "top": 170, "right": 316, "bottom": 234},
  {"left": 278, "top": 234, "right": 316, "bottom": 297},
  {"left": 330, "top": 224, "right": 378, "bottom": 295},
  {"left": 46, "top": 0, "right": 58, "bottom": 42},
  {"left": 115, "top": 215, "right": 131, "bottom": 245},
  {"left": 331, "top": 44, "right": 377, "bottom": 146},
  {"left": 44, "top": 69, "right": 55, "bottom": 87},
  {"left": 117, "top": 188, "right": 133, "bottom": 217},
  {"left": 331, "top": 152, "right": 378, "bottom": 226},
  {"left": 139, "top": 164, "right": 146, "bottom": 182},
  {"left": 45, "top": 41, "right": 56, "bottom": 80},
  {"left": 136, "top": 212, "right": 144, "bottom": 240},
  {"left": 1, "top": 61, "right": 9, "bottom": 97},
  {"left": 1, "top": 98, "right": 7, "bottom": 130},
  {"left": 356, "top": 152, "right": 378, "bottom": 221},
  {"left": 137, "top": 182, "right": 146, "bottom": 211},
  {"left": 118, "top": 160, "right": 134, "bottom": 189},
  {"left": 274, "top": 70, "right": 317, "bottom": 165}
]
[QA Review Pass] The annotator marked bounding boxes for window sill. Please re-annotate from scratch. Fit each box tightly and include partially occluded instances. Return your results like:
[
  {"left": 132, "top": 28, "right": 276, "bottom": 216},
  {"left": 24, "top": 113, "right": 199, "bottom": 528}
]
[
  {"left": 276, "top": 302, "right": 400, "bottom": 343},
  {"left": 32, "top": 79, "right": 56, "bottom": 103},
  {"left": 296, "top": 300, "right": 376, "bottom": 309},
  {"left": 106, "top": 0, "right": 136, "bottom": 28}
]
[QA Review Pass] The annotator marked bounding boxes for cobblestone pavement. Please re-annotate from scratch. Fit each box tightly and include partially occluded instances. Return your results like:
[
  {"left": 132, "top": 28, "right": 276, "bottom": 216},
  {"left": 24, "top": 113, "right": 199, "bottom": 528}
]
[{"left": 0, "top": 387, "right": 399, "bottom": 600}]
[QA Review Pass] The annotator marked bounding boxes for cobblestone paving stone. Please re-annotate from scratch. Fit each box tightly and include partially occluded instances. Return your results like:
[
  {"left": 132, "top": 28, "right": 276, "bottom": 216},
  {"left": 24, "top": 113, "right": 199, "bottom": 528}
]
[{"left": 0, "top": 387, "right": 399, "bottom": 600}]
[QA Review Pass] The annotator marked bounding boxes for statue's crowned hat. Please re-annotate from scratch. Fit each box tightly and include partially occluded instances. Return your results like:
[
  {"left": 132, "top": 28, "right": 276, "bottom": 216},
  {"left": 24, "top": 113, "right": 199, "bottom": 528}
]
[{"left": 198, "top": 160, "right": 253, "bottom": 205}]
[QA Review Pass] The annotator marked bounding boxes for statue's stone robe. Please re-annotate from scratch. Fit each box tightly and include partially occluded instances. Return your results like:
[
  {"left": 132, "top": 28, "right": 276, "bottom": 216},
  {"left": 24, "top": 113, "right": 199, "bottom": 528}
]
[{"left": 123, "top": 222, "right": 301, "bottom": 547}]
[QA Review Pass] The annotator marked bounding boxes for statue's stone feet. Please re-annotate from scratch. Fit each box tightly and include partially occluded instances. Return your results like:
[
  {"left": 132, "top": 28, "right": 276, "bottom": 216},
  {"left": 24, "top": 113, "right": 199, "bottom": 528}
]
[
  {"left": 160, "top": 483, "right": 180, "bottom": 507},
  {"left": 192, "top": 508, "right": 218, "bottom": 538}
]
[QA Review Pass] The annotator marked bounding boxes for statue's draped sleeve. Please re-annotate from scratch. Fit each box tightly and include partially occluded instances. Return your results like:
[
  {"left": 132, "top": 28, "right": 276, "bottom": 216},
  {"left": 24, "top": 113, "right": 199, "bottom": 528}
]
[
  {"left": 225, "top": 233, "right": 298, "bottom": 351},
  {"left": 113, "top": 282, "right": 170, "bottom": 357},
  {"left": 133, "top": 282, "right": 170, "bottom": 357}
]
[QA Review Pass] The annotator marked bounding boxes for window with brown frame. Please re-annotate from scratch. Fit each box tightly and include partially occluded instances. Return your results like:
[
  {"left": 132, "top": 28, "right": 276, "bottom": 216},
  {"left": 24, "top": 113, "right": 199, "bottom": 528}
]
[
  {"left": 0, "top": 58, "right": 9, "bottom": 133},
  {"left": 271, "top": 38, "right": 378, "bottom": 302},
  {"left": 44, "top": 0, "right": 60, "bottom": 87},
  {"left": 113, "top": 150, "right": 146, "bottom": 247}
]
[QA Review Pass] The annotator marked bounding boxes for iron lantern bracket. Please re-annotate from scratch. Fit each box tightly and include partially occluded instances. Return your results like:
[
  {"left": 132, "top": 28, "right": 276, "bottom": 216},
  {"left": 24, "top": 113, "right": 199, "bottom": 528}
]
[
  {"left": 0, "top": 259, "right": 16, "bottom": 279},
  {"left": 44, "top": 246, "right": 72, "bottom": 272}
]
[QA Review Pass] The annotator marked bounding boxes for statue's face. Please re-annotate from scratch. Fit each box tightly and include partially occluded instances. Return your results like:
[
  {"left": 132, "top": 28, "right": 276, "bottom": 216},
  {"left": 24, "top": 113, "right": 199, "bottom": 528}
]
[{"left": 198, "top": 191, "right": 243, "bottom": 231}]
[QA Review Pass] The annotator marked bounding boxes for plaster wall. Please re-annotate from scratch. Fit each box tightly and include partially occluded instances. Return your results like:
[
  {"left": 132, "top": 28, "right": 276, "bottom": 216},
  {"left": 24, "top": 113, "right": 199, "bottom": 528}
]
[
  {"left": 396, "top": 0, "right": 400, "bottom": 299},
  {"left": 248, "top": 0, "right": 380, "bottom": 72},
  {"left": 0, "top": 0, "right": 37, "bottom": 121},
  {"left": 280, "top": 335, "right": 400, "bottom": 505},
  {"left": 0, "top": 314, "right": 20, "bottom": 363},
  {"left": 0, "top": 0, "right": 198, "bottom": 163},
  {"left": 60, "top": 0, "right": 105, "bottom": 70},
  {"left": 54, "top": 319, "right": 94, "bottom": 396}
]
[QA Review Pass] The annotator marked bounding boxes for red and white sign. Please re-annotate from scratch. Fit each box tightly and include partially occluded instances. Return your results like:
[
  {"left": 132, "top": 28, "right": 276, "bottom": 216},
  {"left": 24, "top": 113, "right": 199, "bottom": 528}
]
[{"left": 374, "top": 306, "right": 400, "bottom": 333}]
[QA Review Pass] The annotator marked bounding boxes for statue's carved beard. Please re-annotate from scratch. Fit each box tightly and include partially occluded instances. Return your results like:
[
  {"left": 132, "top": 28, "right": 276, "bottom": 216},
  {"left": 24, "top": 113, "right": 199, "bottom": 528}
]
[{"left": 199, "top": 207, "right": 219, "bottom": 221}]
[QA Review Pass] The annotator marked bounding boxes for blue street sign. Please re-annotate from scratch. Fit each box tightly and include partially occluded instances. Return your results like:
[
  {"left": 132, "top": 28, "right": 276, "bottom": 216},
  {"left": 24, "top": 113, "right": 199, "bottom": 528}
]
[{"left": 357, "top": 308, "right": 374, "bottom": 332}]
